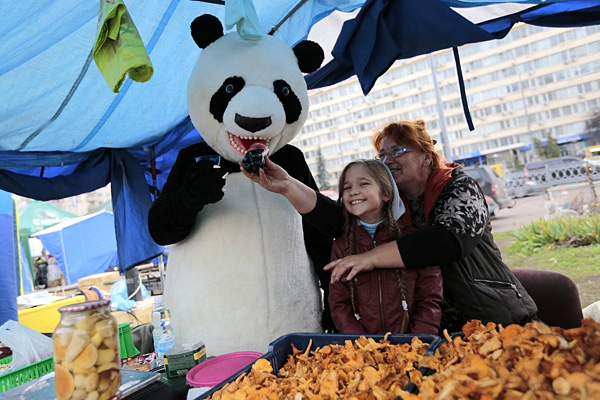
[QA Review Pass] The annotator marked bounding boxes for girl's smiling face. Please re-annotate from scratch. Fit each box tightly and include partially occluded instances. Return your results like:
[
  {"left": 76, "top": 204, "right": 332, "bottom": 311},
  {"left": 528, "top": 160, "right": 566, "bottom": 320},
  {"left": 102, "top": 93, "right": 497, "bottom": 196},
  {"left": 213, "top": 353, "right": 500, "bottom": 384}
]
[{"left": 341, "top": 164, "right": 389, "bottom": 224}]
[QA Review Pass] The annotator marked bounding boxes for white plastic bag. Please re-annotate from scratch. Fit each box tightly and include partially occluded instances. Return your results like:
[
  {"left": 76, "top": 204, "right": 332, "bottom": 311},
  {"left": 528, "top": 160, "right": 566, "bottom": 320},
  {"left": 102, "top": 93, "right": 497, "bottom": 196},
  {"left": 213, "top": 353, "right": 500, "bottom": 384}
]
[{"left": 0, "top": 320, "right": 54, "bottom": 372}]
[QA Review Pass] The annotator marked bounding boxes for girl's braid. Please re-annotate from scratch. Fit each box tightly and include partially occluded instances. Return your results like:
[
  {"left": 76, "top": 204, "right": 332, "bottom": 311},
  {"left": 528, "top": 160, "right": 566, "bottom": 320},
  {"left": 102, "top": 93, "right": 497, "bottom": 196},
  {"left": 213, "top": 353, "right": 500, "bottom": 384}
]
[
  {"left": 386, "top": 202, "right": 410, "bottom": 333},
  {"left": 343, "top": 218, "right": 360, "bottom": 320}
]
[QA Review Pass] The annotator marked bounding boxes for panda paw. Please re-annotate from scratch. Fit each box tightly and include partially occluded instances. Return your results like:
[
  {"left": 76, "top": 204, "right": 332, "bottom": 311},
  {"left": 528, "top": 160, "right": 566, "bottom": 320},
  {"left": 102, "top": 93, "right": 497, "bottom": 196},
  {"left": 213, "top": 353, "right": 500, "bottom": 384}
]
[{"left": 182, "top": 159, "right": 226, "bottom": 207}]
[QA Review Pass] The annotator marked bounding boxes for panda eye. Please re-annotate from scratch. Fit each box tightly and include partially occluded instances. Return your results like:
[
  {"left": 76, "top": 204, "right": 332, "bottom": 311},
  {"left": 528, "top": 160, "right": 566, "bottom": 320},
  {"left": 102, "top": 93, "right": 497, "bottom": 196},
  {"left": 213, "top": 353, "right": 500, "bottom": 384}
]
[
  {"left": 280, "top": 86, "right": 290, "bottom": 96},
  {"left": 225, "top": 84, "right": 235, "bottom": 94}
]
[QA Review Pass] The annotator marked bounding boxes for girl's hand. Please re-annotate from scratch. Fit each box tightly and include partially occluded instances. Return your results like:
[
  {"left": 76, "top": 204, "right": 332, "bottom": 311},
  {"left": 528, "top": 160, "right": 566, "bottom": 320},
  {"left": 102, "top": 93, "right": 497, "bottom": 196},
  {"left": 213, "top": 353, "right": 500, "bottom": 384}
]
[
  {"left": 324, "top": 253, "right": 376, "bottom": 283},
  {"left": 239, "top": 156, "right": 291, "bottom": 195},
  {"left": 240, "top": 156, "right": 319, "bottom": 214}
]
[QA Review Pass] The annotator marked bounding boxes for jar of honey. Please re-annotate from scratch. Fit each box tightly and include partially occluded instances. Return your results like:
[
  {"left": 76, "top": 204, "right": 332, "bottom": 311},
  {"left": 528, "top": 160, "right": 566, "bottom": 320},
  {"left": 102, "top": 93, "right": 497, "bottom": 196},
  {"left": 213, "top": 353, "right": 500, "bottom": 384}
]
[{"left": 53, "top": 299, "right": 121, "bottom": 400}]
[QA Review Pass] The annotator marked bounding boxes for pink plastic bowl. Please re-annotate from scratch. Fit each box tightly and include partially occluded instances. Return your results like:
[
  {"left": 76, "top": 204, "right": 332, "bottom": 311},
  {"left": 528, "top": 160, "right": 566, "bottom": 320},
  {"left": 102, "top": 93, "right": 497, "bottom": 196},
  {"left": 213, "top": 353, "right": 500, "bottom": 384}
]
[{"left": 186, "top": 351, "right": 263, "bottom": 388}]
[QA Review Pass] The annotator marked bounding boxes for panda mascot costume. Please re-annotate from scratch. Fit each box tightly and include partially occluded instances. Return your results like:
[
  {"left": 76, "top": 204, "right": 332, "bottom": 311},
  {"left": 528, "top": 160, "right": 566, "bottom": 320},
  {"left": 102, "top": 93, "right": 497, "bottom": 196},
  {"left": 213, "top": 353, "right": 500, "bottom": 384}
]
[{"left": 148, "top": 14, "right": 334, "bottom": 356}]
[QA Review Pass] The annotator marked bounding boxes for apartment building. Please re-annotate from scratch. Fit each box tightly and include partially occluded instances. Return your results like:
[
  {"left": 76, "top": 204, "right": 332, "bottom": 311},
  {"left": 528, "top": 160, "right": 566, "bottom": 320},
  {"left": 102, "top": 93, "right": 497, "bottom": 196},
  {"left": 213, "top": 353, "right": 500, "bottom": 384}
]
[
  {"left": 292, "top": 23, "right": 600, "bottom": 189},
  {"left": 17, "top": 185, "right": 112, "bottom": 217},
  {"left": 50, "top": 185, "right": 112, "bottom": 215}
]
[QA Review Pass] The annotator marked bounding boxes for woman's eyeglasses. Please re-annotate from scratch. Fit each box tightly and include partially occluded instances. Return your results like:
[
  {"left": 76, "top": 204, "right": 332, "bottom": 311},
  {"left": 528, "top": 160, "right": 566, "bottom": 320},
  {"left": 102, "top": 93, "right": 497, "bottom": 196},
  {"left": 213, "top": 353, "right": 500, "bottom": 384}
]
[{"left": 375, "top": 146, "right": 414, "bottom": 161}]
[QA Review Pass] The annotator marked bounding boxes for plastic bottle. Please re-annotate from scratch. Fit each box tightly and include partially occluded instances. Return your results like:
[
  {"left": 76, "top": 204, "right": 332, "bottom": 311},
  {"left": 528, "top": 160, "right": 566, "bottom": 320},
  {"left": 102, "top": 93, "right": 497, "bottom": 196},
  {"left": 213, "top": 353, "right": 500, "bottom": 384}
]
[{"left": 151, "top": 295, "right": 176, "bottom": 367}]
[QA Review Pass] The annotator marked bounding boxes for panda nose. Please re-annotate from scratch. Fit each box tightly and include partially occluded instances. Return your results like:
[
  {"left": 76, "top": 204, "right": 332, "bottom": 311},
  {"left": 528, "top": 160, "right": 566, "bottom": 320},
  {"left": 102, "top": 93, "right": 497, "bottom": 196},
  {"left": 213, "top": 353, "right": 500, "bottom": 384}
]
[{"left": 235, "top": 113, "right": 272, "bottom": 133}]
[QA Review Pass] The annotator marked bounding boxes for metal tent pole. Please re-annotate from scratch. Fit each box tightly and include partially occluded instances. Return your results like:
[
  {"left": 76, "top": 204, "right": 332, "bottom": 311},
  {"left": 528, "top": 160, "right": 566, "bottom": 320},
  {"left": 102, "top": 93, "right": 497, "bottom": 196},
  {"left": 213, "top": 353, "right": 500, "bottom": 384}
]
[
  {"left": 429, "top": 53, "right": 453, "bottom": 162},
  {"left": 150, "top": 147, "right": 167, "bottom": 294}
]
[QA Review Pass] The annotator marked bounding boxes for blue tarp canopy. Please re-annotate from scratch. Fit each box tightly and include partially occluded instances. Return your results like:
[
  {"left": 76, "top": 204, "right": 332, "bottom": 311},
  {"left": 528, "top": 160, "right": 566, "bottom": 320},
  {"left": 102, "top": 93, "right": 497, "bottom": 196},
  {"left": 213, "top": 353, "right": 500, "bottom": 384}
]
[
  {"left": 0, "top": 0, "right": 599, "bottom": 274},
  {"left": 0, "top": 190, "right": 18, "bottom": 324},
  {"left": 32, "top": 211, "right": 119, "bottom": 285}
]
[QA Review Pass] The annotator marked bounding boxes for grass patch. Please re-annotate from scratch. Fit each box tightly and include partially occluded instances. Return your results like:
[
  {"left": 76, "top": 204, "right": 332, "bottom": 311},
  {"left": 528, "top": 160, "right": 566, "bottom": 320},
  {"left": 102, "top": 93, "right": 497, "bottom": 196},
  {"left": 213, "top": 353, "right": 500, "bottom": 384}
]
[
  {"left": 493, "top": 215, "right": 600, "bottom": 308},
  {"left": 508, "top": 214, "right": 600, "bottom": 255}
]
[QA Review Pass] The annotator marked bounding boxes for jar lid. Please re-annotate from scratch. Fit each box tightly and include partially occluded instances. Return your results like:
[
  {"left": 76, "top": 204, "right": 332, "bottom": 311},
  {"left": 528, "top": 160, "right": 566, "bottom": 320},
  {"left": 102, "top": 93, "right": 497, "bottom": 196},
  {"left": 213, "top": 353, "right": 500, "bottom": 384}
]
[{"left": 58, "top": 299, "right": 111, "bottom": 313}]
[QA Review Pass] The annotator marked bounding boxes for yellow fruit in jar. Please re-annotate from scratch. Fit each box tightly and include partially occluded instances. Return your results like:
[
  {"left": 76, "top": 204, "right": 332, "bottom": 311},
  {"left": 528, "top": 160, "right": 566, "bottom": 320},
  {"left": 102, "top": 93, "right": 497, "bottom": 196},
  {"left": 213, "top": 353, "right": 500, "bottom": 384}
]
[
  {"left": 95, "top": 319, "right": 114, "bottom": 338},
  {"left": 97, "top": 362, "right": 120, "bottom": 373},
  {"left": 75, "top": 314, "right": 101, "bottom": 332},
  {"left": 86, "top": 372, "right": 100, "bottom": 391},
  {"left": 96, "top": 348, "right": 116, "bottom": 365},
  {"left": 74, "top": 343, "right": 98, "bottom": 370},
  {"left": 65, "top": 332, "right": 90, "bottom": 361},
  {"left": 55, "top": 363, "right": 75, "bottom": 400},
  {"left": 54, "top": 340, "right": 67, "bottom": 361}
]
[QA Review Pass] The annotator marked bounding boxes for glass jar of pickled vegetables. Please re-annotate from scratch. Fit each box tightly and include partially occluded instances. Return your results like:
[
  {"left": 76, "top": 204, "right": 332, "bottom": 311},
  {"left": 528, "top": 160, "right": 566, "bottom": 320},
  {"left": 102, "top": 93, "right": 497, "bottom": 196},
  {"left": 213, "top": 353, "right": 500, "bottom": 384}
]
[{"left": 53, "top": 299, "right": 121, "bottom": 400}]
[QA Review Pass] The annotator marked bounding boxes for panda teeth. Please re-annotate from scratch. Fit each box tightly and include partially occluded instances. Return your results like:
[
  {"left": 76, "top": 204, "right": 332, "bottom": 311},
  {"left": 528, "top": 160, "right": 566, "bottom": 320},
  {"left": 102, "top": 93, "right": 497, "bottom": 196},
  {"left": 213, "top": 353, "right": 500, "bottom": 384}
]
[
  {"left": 228, "top": 133, "right": 271, "bottom": 154},
  {"left": 229, "top": 135, "right": 245, "bottom": 153}
]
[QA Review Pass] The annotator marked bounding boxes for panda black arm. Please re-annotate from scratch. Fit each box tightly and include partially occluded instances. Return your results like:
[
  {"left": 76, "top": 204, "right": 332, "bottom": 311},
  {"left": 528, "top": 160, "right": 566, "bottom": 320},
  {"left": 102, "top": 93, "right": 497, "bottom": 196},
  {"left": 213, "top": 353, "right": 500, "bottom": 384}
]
[
  {"left": 148, "top": 143, "right": 226, "bottom": 245},
  {"left": 272, "top": 145, "right": 336, "bottom": 331}
]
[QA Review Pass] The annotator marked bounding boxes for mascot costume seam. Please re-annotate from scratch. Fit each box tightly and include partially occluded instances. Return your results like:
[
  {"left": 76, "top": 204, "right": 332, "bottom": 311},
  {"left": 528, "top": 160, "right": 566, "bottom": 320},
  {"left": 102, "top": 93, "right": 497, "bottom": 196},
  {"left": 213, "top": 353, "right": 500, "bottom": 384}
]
[{"left": 148, "top": 10, "right": 333, "bottom": 356}]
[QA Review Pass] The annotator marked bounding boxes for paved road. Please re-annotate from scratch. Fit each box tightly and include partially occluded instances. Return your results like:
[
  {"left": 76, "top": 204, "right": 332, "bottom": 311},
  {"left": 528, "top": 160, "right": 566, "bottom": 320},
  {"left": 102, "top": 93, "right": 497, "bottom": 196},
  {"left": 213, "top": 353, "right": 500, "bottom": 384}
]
[{"left": 490, "top": 193, "right": 549, "bottom": 233}]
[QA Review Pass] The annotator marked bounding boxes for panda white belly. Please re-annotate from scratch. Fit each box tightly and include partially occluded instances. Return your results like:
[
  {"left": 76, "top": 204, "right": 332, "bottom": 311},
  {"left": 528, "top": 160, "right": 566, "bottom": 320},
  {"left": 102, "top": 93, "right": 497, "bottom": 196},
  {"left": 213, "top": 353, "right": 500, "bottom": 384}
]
[{"left": 164, "top": 173, "right": 322, "bottom": 356}]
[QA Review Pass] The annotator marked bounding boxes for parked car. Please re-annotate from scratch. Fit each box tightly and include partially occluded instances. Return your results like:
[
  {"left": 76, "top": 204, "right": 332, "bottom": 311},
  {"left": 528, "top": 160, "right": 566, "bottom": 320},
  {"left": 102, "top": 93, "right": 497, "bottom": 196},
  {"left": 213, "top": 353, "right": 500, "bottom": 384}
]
[
  {"left": 484, "top": 195, "right": 500, "bottom": 218},
  {"left": 463, "top": 165, "right": 516, "bottom": 209}
]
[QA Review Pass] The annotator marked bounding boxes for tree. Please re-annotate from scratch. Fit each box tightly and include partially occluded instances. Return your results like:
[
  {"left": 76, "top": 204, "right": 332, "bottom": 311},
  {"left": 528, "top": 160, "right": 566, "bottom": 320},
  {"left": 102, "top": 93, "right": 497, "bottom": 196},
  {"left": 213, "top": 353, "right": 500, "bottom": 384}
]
[
  {"left": 509, "top": 150, "right": 523, "bottom": 170},
  {"left": 315, "top": 145, "right": 331, "bottom": 190},
  {"left": 533, "top": 137, "right": 544, "bottom": 158},
  {"left": 544, "top": 133, "right": 562, "bottom": 158},
  {"left": 533, "top": 133, "right": 561, "bottom": 159}
]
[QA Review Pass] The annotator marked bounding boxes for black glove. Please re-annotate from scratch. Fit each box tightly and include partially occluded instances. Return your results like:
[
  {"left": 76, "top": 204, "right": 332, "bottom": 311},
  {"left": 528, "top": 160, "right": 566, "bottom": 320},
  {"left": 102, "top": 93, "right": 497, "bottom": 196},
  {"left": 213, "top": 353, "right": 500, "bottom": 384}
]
[{"left": 182, "top": 159, "right": 226, "bottom": 208}]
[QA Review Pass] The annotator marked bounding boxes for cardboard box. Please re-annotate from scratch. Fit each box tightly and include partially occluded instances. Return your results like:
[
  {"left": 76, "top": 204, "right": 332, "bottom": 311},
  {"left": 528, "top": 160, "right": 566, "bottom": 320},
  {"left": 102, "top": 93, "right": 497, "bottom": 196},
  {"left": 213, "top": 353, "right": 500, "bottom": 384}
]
[{"left": 164, "top": 342, "right": 206, "bottom": 379}]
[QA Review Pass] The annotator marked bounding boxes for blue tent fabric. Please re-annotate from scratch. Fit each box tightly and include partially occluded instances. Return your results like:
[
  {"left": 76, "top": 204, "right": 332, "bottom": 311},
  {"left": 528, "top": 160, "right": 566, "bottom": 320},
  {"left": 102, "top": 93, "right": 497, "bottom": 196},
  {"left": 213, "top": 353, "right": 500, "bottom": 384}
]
[
  {"left": 305, "top": 0, "right": 600, "bottom": 94},
  {"left": 33, "top": 211, "right": 120, "bottom": 284},
  {"left": 0, "top": 150, "right": 110, "bottom": 200},
  {"left": 110, "top": 150, "right": 163, "bottom": 269},
  {"left": 1, "top": 0, "right": 599, "bottom": 277},
  {"left": 308, "top": 0, "right": 495, "bottom": 95},
  {"left": 0, "top": 149, "right": 162, "bottom": 272},
  {"left": 478, "top": 1, "right": 600, "bottom": 33},
  {"left": 0, "top": 190, "right": 18, "bottom": 324}
]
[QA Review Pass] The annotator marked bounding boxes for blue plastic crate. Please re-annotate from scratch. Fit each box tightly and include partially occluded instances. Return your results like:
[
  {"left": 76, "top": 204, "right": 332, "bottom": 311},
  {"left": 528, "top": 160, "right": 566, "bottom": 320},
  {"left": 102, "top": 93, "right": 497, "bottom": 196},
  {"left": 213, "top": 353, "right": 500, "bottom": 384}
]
[{"left": 194, "top": 332, "right": 442, "bottom": 399}]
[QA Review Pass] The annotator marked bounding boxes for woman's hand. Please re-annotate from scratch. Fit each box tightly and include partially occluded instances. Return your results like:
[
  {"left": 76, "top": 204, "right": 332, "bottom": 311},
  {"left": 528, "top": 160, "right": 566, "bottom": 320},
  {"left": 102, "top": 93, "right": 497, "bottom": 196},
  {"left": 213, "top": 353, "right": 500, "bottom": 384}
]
[
  {"left": 325, "top": 241, "right": 405, "bottom": 282},
  {"left": 324, "top": 253, "right": 376, "bottom": 283},
  {"left": 240, "top": 156, "right": 319, "bottom": 214},
  {"left": 239, "top": 156, "right": 291, "bottom": 195}
]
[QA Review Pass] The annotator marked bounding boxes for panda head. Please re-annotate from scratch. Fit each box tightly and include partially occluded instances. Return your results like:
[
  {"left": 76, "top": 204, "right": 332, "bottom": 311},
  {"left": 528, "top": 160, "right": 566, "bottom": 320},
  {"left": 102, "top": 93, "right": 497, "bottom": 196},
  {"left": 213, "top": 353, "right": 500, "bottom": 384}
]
[{"left": 186, "top": 14, "right": 324, "bottom": 163}]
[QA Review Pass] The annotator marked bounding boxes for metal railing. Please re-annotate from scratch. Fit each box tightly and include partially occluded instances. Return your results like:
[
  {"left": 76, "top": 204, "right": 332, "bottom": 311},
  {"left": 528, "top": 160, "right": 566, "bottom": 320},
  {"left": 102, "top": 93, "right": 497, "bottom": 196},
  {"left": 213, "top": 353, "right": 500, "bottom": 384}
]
[{"left": 506, "top": 162, "right": 600, "bottom": 197}]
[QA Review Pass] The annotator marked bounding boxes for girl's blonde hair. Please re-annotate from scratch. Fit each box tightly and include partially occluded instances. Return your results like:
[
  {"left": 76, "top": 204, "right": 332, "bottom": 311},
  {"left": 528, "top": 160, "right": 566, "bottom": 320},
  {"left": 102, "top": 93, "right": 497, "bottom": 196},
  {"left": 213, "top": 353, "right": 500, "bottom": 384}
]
[{"left": 337, "top": 159, "right": 409, "bottom": 333}]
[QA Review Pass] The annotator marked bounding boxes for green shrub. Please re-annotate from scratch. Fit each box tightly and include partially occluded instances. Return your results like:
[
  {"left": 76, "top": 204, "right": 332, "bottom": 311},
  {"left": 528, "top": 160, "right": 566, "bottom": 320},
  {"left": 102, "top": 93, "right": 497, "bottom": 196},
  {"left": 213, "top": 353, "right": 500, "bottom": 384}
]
[{"left": 509, "top": 214, "right": 600, "bottom": 255}]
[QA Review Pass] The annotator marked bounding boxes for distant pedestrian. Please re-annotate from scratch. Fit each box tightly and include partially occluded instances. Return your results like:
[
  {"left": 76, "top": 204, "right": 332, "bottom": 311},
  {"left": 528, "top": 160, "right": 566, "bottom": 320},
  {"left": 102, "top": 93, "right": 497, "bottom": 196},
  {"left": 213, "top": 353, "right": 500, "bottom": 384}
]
[
  {"left": 47, "top": 256, "right": 64, "bottom": 287},
  {"left": 34, "top": 256, "right": 48, "bottom": 288}
]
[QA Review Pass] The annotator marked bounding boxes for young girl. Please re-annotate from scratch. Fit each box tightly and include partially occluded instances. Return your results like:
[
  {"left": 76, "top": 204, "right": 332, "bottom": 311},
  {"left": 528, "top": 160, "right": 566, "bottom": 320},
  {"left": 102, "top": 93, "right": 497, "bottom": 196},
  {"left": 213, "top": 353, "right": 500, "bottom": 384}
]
[{"left": 329, "top": 159, "right": 443, "bottom": 335}]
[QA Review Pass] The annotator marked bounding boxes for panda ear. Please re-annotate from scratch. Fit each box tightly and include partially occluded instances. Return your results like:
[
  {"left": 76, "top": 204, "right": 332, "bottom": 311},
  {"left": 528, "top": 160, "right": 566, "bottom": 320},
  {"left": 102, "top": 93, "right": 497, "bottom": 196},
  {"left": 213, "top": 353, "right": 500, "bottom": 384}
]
[
  {"left": 190, "top": 14, "right": 224, "bottom": 49},
  {"left": 292, "top": 40, "right": 325, "bottom": 74}
]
